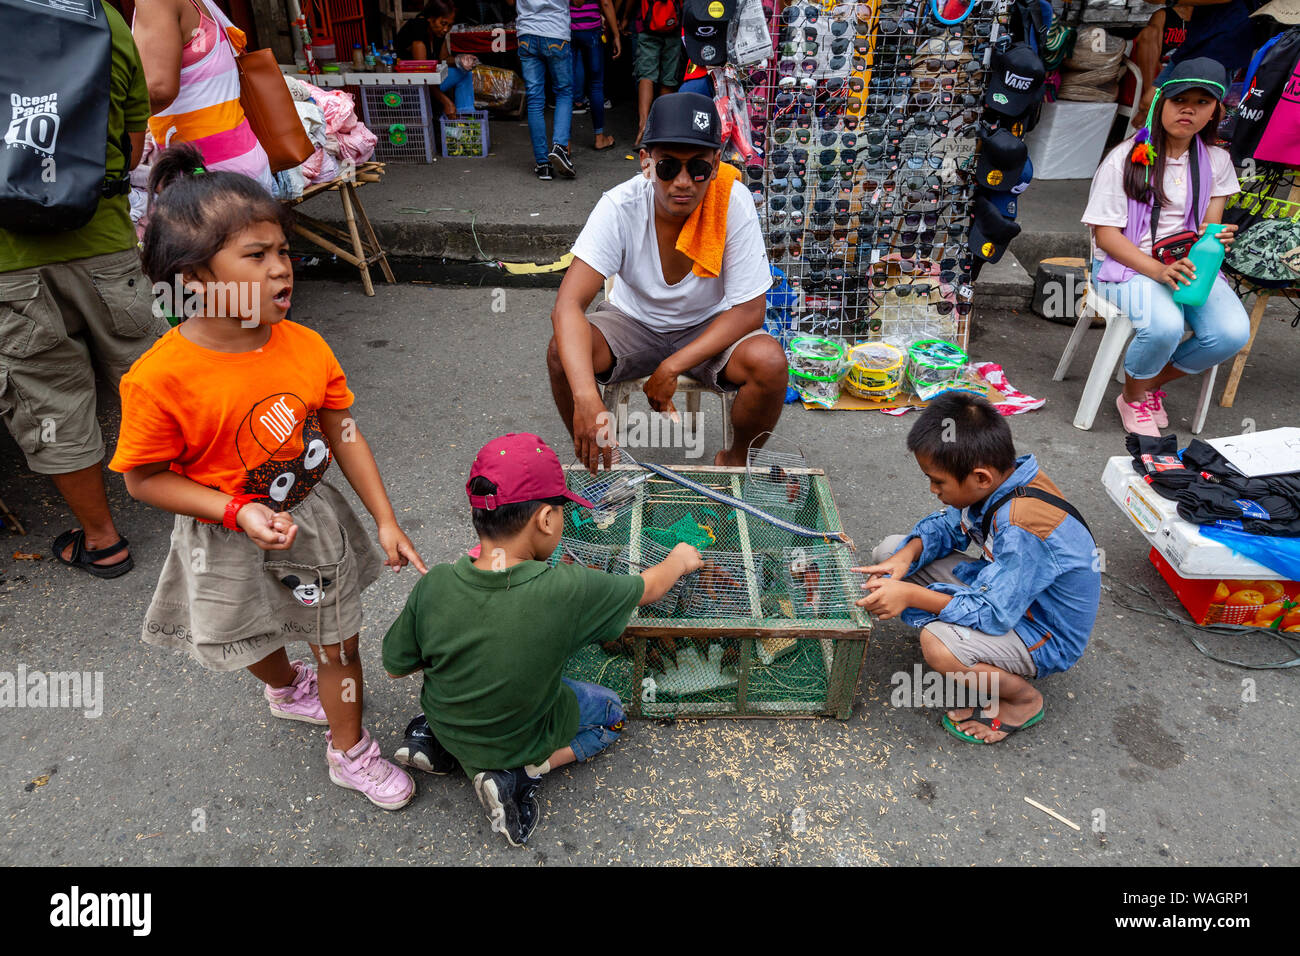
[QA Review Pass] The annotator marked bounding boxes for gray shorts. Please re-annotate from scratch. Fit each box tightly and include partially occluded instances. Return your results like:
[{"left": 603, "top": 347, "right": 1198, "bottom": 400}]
[
  {"left": 873, "top": 534, "right": 1038, "bottom": 678},
  {"left": 0, "top": 249, "right": 168, "bottom": 474},
  {"left": 588, "top": 300, "right": 771, "bottom": 393}
]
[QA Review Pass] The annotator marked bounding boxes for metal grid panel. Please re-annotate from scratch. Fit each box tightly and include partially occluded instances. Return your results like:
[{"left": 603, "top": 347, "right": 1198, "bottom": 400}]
[{"left": 741, "top": 0, "right": 1011, "bottom": 354}]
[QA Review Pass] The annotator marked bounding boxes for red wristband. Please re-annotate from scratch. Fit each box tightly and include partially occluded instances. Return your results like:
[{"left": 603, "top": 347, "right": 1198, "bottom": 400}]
[{"left": 223, "top": 494, "right": 261, "bottom": 532}]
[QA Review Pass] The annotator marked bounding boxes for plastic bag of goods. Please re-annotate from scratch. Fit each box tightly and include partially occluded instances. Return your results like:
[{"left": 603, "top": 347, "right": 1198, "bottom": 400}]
[
  {"left": 788, "top": 335, "right": 849, "bottom": 408},
  {"left": 473, "top": 65, "right": 524, "bottom": 109},
  {"left": 844, "top": 342, "right": 909, "bottom": 402},
  {"left": 907, "top": 338, "right": 968, "bottom": 399}
]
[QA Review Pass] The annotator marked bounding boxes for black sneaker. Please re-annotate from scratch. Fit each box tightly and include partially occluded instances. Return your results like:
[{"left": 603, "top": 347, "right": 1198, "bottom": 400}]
[
  {"left": 534, "top": 162, "right": 554, "bottom": 180},
  {"left": 473, "top": 768, "right": 541, "bottom": 847},
  {"left": 548, "top": 143, "right": 576, "bottom": 178},
  {"left": 393, "top": 713, "right": 458, "bottom": 775}
]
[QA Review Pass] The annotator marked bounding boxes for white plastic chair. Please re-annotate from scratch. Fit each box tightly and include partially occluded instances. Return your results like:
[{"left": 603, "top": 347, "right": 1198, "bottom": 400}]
[{"left": 1053, "top": 261, "right": 1218, "bottom": 434}]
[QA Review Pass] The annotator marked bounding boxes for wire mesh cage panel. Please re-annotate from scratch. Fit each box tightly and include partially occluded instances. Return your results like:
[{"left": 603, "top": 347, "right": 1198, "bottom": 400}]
[
  {"left": 561, "top": 464, "right": 871, "bottom": 718},
  {"left": 360, "top": 86, "right": 436, "bottom": 163},
  {"left": 743, "top": 442, "right": 811, "bottom": 513}
]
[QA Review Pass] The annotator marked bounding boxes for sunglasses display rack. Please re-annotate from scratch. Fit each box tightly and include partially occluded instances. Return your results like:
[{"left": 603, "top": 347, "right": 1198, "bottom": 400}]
[{"left": 741, "top": 0, "right": 1009, "bottom": 355}]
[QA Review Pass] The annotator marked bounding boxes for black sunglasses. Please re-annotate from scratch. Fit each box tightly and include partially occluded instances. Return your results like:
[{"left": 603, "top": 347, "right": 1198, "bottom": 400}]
[{"left": 655, "top": 156, "right": 714, "bottom": 182}]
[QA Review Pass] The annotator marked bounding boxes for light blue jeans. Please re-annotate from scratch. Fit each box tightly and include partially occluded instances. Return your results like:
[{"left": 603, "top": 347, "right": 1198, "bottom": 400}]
[
  {"left": 1092, "top": 262, "right": 1251, "bottom": 378},
  {"left": 440, "top": 66, "right": 477, "bottom": 113},
  {"left": 518, "top": 33, "right": 573, "bottom": 164}
]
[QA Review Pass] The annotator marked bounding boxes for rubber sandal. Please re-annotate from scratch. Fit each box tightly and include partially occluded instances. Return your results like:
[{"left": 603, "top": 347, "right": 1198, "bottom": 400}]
[
  {"left": 942, "top": 705, "right": 1044, "bottom": 744},
  {"left": 594, "top": 139, "right": 617, "bottom": 151},
  {"left": 52, "top": 529, "right": 134, "bottom": 579}
]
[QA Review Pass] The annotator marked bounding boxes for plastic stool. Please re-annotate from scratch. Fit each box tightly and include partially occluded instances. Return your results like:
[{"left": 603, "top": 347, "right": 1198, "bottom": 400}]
[
  {"left": 601, "top": 375, "right": 736, "bottom": 452},
  {"left": 1053, "top": 279, "right": 1218, "bottom": 434}
]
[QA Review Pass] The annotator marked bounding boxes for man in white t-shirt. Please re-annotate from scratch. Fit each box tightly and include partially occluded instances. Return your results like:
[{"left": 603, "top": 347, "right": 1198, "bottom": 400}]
[{"left": 547, "top": 93, "right": 787, "bottom": 471}]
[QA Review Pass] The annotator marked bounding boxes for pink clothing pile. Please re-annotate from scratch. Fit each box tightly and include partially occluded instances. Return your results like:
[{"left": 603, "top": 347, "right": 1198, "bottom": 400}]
[{"left": 292, "top": 79, "right": 377, "bottom": 183}]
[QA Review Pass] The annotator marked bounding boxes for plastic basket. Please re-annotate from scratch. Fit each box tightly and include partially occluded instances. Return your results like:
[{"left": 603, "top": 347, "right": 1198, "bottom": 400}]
[
  {"left": 360, "top": 86, "right": 435, "bottom": 163},
  {"left": 440, "top": 109, "right": 491, "bottom": 158}
]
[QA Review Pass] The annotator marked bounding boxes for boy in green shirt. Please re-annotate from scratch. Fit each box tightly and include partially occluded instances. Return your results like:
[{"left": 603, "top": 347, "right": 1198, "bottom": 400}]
[{"left": 383, "top": 432, "right": 700, "bottom": 846}]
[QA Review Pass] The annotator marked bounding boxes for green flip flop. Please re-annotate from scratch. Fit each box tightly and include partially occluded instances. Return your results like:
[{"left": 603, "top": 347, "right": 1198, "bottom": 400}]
[{"left": 942, "top": 705, "right": 1045, "bottom": 744}]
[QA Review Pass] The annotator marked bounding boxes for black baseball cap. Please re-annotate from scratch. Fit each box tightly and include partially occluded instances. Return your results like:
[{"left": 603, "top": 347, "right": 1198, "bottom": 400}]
[
  {"left": 985, "top": 43, "right": 1045, "bottom": 117},
  {"left": 974, "top": 126, "right": 1028, "bottom": 193},
  {"left": 969, "top": 194, "right": 1022, "bottom": 263},
  {"left": 640, "top": 91, "right": 723, "bottom": 150},
  {"left": 1159, "top": 57, "right": 1230, "bottom": 101},
  {"left": 683, "top": 0, "right": 734, "bottom": 67}
]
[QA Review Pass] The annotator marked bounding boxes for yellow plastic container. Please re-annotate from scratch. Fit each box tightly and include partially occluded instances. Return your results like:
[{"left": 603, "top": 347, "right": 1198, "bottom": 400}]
[{"left": 844, "top": 342, "right": 907, "bottom": 401}]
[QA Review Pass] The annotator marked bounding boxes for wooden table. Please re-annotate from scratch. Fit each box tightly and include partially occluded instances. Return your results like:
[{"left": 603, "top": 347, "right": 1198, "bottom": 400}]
[{"left": 282, "top": 161, "right": 395, "bottom": 296}]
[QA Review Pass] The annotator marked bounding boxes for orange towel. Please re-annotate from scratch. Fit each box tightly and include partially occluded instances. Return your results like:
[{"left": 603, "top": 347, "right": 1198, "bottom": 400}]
[{"left": 676, "top": 162, "right": 742, "bottom": 279}]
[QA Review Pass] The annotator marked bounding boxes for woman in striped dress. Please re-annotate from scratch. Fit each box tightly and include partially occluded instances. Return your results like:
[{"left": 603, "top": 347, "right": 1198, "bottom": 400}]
[{"left": 133, "top": 0, "right": 275, "bottom": 193}]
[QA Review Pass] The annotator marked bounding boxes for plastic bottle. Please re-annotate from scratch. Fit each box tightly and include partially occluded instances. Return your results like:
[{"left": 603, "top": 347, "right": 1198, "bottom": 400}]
[
  {"left": 366, "top": 43, "right": 379, "bottom": 69},
  {"left": 352, "top": 44, "right": 364, "bottom": 70},
  {"left": 1172, "top": 226, "right": 1226, "bottom": 307}
]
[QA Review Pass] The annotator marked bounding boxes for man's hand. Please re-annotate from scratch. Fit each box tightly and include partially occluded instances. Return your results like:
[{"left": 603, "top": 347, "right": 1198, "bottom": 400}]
[
  {"left": 855, "top": 577, "right": 919, "bottom": 620},
  {"left": 573, "top": 391, "right": 615, "bottom": 474},
  {"left": 379, "top": 521, "right": 428, "bottom": 574},
  {"left": 238, "top": 502, "right": 298, "bottom": 551},
  {"left": 852, "top": 552, "right": 912, "bottom": 584},
  {"left": 611, "top": 33, "right": 623, "bottom": 58},
  {"left": 643, "top": 361, "right": 680, "bottom": 421},
  {"left": 669, "top": 542, "right": 703, "bottom": 576}
]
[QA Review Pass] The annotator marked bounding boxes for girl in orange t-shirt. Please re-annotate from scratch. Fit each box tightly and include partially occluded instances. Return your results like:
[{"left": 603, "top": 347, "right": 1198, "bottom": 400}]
[{"left": 111, "top": 143, "right": 426, "bottom": 811}]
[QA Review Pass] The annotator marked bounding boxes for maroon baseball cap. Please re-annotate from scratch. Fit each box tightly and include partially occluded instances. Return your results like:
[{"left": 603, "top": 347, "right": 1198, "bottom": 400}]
[{"left": 466, "top": 433, "right": 595, "bottom": 510}]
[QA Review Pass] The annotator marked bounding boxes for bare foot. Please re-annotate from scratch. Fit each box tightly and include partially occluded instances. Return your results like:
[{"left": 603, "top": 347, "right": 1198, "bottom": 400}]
[
  {"left": 594, "top": 133, "right": 615, "bottom": 150},
  {"left": 714, "top": 449, "right": 747, "bottom": 467},
  {"left": 950, "top": 692, "right": 1043, "bottom": 744},
  {"left": 60, "top": 531, "right": 130, "bottom": 567}
]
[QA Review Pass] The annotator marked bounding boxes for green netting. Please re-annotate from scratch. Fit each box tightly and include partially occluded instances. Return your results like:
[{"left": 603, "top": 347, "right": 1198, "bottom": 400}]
[{"left": 556, "top": 464, "right": 871, "bottom": 718}]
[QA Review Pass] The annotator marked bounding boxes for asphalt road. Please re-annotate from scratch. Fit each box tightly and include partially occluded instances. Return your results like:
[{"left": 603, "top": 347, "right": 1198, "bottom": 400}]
[{"left": 2, "top": 281, "right": 1297, "bottom": 866}]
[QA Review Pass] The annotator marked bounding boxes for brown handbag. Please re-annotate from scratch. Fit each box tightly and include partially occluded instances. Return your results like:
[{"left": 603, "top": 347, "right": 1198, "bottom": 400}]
[{"left": 235, "top": 48, "right": 315, "bottom": 173}]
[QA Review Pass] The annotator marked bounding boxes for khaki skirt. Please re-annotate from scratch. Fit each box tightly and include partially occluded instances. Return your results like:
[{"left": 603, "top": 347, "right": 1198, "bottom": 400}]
[{"left": 141, "top": 480, "right": 385, "bottom": 672}]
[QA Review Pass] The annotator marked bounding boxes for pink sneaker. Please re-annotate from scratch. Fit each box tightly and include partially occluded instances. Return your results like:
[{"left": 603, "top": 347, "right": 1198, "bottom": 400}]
[
  {"left": 1144, "top": 389, "right": 1169, "bottom": 428},
  {"left": 1116, "top": 394, "right": 1161, "bottom": 437},
  {"left": 265, "top": 659, "right": 327, "bottom": 725},
  {"left": 326, "top": 729, "right": 415, "bottom": 810}
]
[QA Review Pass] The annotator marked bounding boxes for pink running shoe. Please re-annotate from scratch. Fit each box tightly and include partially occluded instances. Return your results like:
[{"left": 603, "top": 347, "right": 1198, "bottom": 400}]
[
  {"left": 326, "top": 729, "right": 415, "bottom": 810},
  {"left": 1144, "top": 389, "right": 1169, "bottom": 428},
  {"left": 265, "top": 659, "right": 328, "bottom": 725},
  {"left": 1116, "top": 394, "right": 1161, "bottom": 437}
]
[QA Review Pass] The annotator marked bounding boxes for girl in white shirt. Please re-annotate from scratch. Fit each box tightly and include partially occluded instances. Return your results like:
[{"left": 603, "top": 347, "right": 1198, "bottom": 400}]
[{"left": 1080, "top": 57, "right": 1249, "bottom": 437}]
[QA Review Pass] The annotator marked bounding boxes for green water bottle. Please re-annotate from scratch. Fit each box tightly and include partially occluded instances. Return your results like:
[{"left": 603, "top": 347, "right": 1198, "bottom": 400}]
[{"left": 1172, "top": 225, "right": 1226, "bottom": 307}]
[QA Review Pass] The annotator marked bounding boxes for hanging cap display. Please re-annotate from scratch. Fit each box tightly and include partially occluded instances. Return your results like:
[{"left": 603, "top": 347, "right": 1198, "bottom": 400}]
[
  {"left": 984, "top": 42, "right": 1045, "bottom": 118},
  {"left": 682, "top": 0, "right": 735, "bottom": 67},
  {"left": 975, "top": 127, "right": 1029, "bottom": 192},
  {"left": 969, "top": 193, "right": 1022, "bottom": 263},
  {"left": 466, "top": 433, "right": 595, "bottom": 510}
]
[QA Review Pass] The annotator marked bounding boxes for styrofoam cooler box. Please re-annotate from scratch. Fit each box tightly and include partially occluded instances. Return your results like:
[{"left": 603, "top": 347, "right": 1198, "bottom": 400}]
[
  {"left": 1025, "top": 101, "right": 1119, "bottom": 179},
  {"left": 1101, "top": 455, "right": 1284, "bottom": 579}
]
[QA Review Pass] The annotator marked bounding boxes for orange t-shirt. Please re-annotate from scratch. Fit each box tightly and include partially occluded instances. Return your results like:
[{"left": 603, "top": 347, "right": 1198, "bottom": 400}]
[{"left": 110, "top": 321, "right": 355, "bottom": 510}]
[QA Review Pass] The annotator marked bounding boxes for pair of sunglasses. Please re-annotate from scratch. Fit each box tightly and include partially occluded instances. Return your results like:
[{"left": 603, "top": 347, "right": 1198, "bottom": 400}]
[{"left": 655, "top": 156, "right": 713, "bottom": 182}]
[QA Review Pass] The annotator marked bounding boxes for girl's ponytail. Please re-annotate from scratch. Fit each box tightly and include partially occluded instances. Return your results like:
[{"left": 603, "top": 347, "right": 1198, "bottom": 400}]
[{"left": 147, "top": 140, "right": 208, "bottom": 196}]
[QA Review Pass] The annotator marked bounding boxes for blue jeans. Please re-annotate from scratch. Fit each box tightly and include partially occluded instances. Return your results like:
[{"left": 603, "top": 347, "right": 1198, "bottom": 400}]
[
  {"left": 440, "top": 66, "right": 477, "bottom": 113},
  {"left": 561, "top": 677, "right": 624, "bottom": 762},
  {"left": 571, "top": 28, "right": 606, "bottom": 133},
  {"left": 1092, "top": 261, "right": 1251, "bottom": 378},
  {"left": 518, "top": 33, "right": 573, "bottom": 163}
]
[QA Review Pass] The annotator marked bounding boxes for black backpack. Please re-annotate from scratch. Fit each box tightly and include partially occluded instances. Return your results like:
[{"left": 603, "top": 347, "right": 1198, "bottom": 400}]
[
  {"left": 1226, "top": 26, "right": 1300, "bottom": 165},
  {"left": 0, "top": 0, "right": 131, "bottom": 233}
]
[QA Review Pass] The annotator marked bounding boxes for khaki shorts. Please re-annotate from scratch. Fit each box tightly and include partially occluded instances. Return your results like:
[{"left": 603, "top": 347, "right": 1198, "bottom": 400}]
[
  {"left": 634, "top": 32, "right": 683, "bottom": 87},
  {"left": 588, "top": 300, "right": 772, "bottom": 393},
  {"left": 0, "top": 248, "right": 167, "bottom": 474},
  {"left": 142, "top": 480, "right": 386, "bottom": 672},
  {"left": 873, "top": 534, "right": 1038, "bottom": 678}
]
